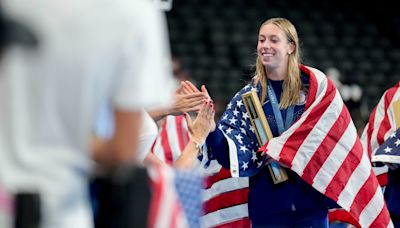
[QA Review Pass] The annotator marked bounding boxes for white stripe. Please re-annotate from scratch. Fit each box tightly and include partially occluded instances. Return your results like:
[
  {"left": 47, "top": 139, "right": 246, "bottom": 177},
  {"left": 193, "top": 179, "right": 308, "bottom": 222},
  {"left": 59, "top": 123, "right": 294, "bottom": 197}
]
[
  {"left": 223, "top": 131, "right": 240, "bottom": 177},
  {"left": 373, "top": 165, "right": 389, "bottom": 176},
  {"left": 292, "top": 93, "right": 342, "bottom": 175},
  {"left": 358, "top": 186, "right": 385, "bottom": 227},
  {"left": 165, "top": 116, "right": 182, "bottom": 162},
  {"left": 337, "top": 151, "right": 371, "bottom": 210},
  {"left": 203, "top": 177, "right": 249, "bottom": 201},
  {"left": 373, "top": 154, "right": 400, "bottom": 164},
  {"left": 200, "top": 204, "right": 248, "bottom": 228},
  {"left": 312, "top": 122, "right": 357, "bottom": 193},
  {"left": 153, "top": 137, "right": 167, "bottom": 163}
]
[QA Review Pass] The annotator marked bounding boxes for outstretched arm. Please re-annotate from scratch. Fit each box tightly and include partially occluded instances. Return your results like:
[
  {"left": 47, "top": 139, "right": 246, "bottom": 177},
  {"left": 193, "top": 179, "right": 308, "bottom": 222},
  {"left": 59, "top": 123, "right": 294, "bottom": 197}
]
[
  {"left": 175, "top": 101, "right": 215, "bottom": 169},
  {"left": 147, "top": 83, "right": 208, "bottom": 121}
]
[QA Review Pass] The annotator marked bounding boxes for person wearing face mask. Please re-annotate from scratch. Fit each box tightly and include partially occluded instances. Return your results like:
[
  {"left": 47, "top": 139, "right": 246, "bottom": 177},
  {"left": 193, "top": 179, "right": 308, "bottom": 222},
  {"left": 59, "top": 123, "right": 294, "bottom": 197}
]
[{"left": 185, "top": 17, "right": 392, "bottom": 227}]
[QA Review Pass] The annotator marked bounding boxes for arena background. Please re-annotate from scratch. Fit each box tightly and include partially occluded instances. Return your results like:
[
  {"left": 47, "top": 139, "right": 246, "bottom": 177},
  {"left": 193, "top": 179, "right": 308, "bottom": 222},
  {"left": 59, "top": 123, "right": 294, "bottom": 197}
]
[{"left": 165, "top": 0, "right": 400, "bottom": 130}]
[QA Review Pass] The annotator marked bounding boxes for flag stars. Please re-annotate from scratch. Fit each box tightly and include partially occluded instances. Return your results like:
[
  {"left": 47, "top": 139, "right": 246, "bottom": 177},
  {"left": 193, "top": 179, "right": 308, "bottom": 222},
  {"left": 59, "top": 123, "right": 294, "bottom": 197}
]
[
  {"left": 241, "top": 161, "right": 249, "bottom": 170},
  {"left": 239, "top": 145, "right": 249, "bottom": 153},
  {"left": 390, "top": 132, "right": 397, "bottom": 138},
  {"left": 249, "top": 125, "right": 255, "bottom": 133},
  {"left": 222, "top": 114, "right": 228, "bottom": 120},
  {"left": 218, "top": 124, "right": 224, "bottom": 131},
  {"left": 257, "top": 161, "right": 263, "bottom": 168},
  {"left": 241, "top": 120, "right": 247, "bottom": 126},
  {"left": 240, "top": 127, "right": 247, "bottom": 135},
  {"left": 242, "top": 112, "right": 249, "bottom": 120},
  {"left": 236, "top": 100, "right": 243, "bottom": 108},
  {"left": 395, "top": 139, "right": 400, "bottom": 147},
  {"left": 229, "top": 117, "right": 238, "bottom": 125},
  {"left": 233, "top": 109, "right": 240, "bottom": 116},
  {"left": 251, "top": 152, "right": 257, "bottom": 162},
  {"left": 384, "top": 146, "right": 393, "bottom": 153},
  {"left": 225, "top": 127, "right": 233, "bottom": 135},
  {"left": 235, "top": 134, "right": 243, "bottom": 144},
  {"left": 227, "top": 103, "right": 232, "bottom": 110}
]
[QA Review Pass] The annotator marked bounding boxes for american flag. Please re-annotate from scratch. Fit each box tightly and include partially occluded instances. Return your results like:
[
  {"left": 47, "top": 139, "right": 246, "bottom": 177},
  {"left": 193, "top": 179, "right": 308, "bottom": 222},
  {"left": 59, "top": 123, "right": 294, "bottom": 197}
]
[
  {"left": 372, "top": 128, "right": 400, "bottom": 164},
  {"left": 221, "top": 65, "right": 392, "bottom": 227},
  {"left": 148, "top": 165, "right": 189, "bottom": 228},
  {"left": 151, "top": 115, "right": 250, "bottom": 228},
  {"left": 152, "top": 115, "right": 190, "bottom": 165},
  {"left": 361, "top": 82, "right": 400, "bottom": 186}
]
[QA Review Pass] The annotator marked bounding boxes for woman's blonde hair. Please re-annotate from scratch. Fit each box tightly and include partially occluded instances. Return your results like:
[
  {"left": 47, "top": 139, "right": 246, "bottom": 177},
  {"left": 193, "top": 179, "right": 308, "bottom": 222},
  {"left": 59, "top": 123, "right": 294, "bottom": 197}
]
[{"left": 254, "top": 17, "right": 301, "bottom": 109}]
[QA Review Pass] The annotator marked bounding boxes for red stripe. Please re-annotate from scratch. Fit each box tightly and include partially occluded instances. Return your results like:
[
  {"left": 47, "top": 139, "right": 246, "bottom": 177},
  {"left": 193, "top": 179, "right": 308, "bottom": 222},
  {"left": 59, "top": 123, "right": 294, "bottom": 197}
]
[
  {"left": 175, "top": 116, "right": 186, "bottom": 152},
  {"left": 376, "top": 173, "right": 388, "bottom": 186},
  {"left": 324, "top": 139, "right": 363, "bottom": 201},
  {"left": 160, "top": 120, "right": 173, "bottom": 165},
  {"left": 349, "top": 170, "right": 379, "bottom": 219},
  {"left": 368, "top": 202, "right": 391, "bottom": 227},
  {"left": 300, "top": 65, "right": 317, "bottom": 110},
  {"left": 366, "top": 107, "right": 377, "bottom": 158},
  {"left": 301, "top": 106, "right": 350, "bottom": 184},
  {"left": 203, "top": 188, "right": 249, "bottom": 214},
  {"left": 328, "top": 209, "right": 361, "bottom": 227},
  {"left": 148, "top": 170, "right": 164, "bottom": 228},
  {"left": 279, "top": 79, "right": 336, "bottom": 167},
  {"left": 204, "top": 168, "right": 231, "bottom": 189},
  {"left": 170, "top": 201, "right": 180, "bottom": 228},
  {"left": 213, "top": 217, "right": 251, "bottom": 228}
]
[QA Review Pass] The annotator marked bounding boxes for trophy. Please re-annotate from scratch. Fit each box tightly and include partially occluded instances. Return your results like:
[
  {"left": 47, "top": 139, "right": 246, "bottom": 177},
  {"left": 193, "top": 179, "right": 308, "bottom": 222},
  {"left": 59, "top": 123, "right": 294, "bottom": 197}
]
[
  {"left": 393, "top": 100, "right": 400, "bottom": 128},
  {"left": 242, "top": 90, "right": 288, "bottom": 184}
]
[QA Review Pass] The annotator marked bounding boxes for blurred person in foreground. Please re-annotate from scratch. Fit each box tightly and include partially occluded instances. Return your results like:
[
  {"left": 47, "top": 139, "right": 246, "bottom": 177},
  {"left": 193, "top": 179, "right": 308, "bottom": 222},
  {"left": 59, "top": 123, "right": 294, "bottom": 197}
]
[
  {"left": 0, "top": 0, "right": 175, "bottom": 227},
  {"left": 184, "top": 17, "right": 391, "bottom": 227},
  {"left": 361, "top": 82, "right": 400, "bottom": 227}
]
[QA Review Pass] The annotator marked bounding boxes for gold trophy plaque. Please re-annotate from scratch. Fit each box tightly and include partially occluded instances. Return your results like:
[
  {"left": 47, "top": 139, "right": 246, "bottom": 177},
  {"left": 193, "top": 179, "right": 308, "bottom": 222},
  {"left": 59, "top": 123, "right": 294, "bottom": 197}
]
[
  {"left": 393, "top": 100, "right": 400, "bottom": 129},
  {"left": 242, "top": 90, "right": 288, "bottom": 184}
]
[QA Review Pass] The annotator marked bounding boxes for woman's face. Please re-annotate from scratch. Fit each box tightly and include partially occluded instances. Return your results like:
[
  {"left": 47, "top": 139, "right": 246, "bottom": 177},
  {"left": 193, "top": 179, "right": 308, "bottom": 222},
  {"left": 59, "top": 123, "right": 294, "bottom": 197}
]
[{"left": 257, "top": 23, "right": 294, "bottom": 70}]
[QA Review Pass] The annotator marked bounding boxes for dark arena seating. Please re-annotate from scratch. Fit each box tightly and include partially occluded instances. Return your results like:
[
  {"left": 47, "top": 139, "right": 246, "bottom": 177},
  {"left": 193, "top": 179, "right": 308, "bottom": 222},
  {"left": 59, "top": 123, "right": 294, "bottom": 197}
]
[{"left": 166, "top": 0, "right": 400, "bottom": 125}]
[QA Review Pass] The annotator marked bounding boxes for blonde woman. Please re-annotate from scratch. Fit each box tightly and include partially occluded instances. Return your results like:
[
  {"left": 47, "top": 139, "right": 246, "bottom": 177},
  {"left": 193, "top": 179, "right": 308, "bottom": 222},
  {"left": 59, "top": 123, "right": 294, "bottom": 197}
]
[{"left": 195, "top": 18, "right": 390, "bottom": 227}]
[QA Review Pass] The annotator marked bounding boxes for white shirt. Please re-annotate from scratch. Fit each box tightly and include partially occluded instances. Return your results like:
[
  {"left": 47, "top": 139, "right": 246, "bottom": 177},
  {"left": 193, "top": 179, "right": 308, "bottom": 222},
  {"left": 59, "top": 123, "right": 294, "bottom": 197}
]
[
  {"left": 95, "top": 107, "right": 158, "bottom": 163},
  {"left": 0, "top": 0, "right": 174, "bottom": 227}
]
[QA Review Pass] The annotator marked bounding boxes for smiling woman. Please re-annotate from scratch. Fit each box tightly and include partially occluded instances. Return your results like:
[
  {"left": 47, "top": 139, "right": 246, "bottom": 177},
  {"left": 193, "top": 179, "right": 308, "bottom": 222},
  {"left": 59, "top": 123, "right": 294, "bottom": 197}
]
[{"left": 195, "top": 17, "right": 391, "bottom": 227}]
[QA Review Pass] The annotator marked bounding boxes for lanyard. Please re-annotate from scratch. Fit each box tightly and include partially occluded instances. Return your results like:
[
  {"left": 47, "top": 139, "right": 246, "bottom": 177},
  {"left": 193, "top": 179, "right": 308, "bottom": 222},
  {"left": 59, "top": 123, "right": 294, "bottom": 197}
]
[{"left": 267, "top": 82, "right": 295, "bottom": 135}]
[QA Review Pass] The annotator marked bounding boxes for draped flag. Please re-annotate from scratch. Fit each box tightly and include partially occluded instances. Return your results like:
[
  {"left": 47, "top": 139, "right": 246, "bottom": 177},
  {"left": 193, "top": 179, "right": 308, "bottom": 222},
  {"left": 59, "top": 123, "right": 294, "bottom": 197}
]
[
  {"left": 222, "top": 65, "right": 392, "bottom": 227},
  {"left": 361, "top": 82, "right": 400, "bottom": 186},
  {"left": 151, "top": 115, "right": 250, "bottom": 228}
]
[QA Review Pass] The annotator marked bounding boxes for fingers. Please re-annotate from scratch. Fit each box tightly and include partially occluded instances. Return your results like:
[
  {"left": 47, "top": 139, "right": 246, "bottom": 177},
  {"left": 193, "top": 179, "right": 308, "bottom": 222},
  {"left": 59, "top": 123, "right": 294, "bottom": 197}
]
[
  {"left": 184, "top": 112, "right": 192, "bottom": 128},
  {"left": 184, "top": 80, "right": 200, "bottom": 93},
  {"left": 201, "top": 85, "right": 210, "bottom": 97},
  {"left": 175, "top": 83, "right": 185, "bottom": 95},
  {"left": 180, "top": 81, "right": 199, "bottom": 94}
]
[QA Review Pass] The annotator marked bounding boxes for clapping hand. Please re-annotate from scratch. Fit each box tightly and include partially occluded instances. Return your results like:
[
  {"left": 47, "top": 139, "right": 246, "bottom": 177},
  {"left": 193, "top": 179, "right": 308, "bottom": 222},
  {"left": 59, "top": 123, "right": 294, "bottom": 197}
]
[
  {"left": 185, "top": 101, "right": 215, "bottom": 145},
  {"left": 180, "top": 81, "right": 216, "bottom": 132}
]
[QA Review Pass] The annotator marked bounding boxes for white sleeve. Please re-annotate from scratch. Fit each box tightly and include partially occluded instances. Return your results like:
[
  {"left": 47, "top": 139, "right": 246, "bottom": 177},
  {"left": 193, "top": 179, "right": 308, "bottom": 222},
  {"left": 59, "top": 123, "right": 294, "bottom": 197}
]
[{"left": 113, "top": 0, "right": 175, "bottom": 110}]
